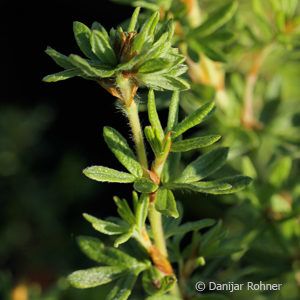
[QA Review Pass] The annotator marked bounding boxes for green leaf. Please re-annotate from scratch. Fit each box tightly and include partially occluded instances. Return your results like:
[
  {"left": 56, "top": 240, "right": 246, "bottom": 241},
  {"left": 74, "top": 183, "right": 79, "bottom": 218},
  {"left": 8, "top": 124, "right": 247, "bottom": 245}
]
[
  {"left": 200, "top": 31, "right": 236, "bottom": 44},
  {"left": 118, "top": 33, "right": 169, "bottom": 71},
  {"left": 154, "top": 19, "right": 174, "bottom": 42},
  {"left": 166, "top": 91, "right": 180, "bottom": 132},
  {"left": 171, "top": 102, "right": 215, "bottom": 139},
  {"left": 134, "top": 178, "right": 159, "bottom": 193},
  {"left": 113, "top": 196, "right": 136, "bottom": 225},
  {"left": 69, "top": 54, "right": 114, "bottom": 78},
  {"left": 68, "top": 266, "right": 127, "bottom": 288},
  {"left": 147, "top": 89, "right": 164, "bottom": 140},
  {"left": 144, "top": 126, "right": 162, "bottom": 157},
  {"left": 190, "top": 1, "right": 238, "bottom": 38},
  {"left": 211, "top": 175, "right": 253, "bottom": 194},
  {"left": 199, "top": 220, "right": 224, "bottom": 251},
  {"left": 103, "top": 127, "right": 143, "bottom": 178},
  {"left": 73, "top": 21, "right": 98, "bottom": 60},
  {"left": 83, "top": 213, "right": 127, "bottom": 235},
  {"left": 114, "top": 229, "right": 133, "bottom": 247},
  {"left": 200, "top": 44, "right": 227, "bottom": 63},
  {"left": 155, "top": 188, "right": 178, "bottom": 218},
  {"left": 142, "top": 267, "right": 177, "bottom": 296},
  {"left": 91, "top": 30, "right": 117, "bottom": 65},
  {"left": 83, "top": 166, "right": 136, "bottom": 183},
  {"left": 128, "top": 7, "right": 141, "bottom": 32},
  {"left": 174, "top": 147, "right": 229, "bottom": 183},
  {"left": 106, "top": 272, "right": 139, "bottom": 300},
  {"left": 164, "top": 218, "right": 215, "bottom": 238},
  {"left": 166, "top": 181, "right": 232, "bottom": 194},
  {"left": 141, "top": 11, "right": 160, "bottom": 37},
  {"left": 168, "top": 64, "right": 188, "bottom": 77},
  {"left": 171, "top": 135, "right": 221, "bottom": 152},
  {"left": 269, "top": 156, "right": 292, "bottom": 188},
  {"left": 77, "top": 236, "right": 144, "bottom": 268},
  {"left": 45, "top": 46, "right": 74, "bottom": 69},
  {"left": 139, "top": 58, "right": 172, "bottom": 73},
  {"left": 136, "top": 193, "right": 150, "bottom": 232},
  {"left": 140, "top": 74, "right": 190, "bottom": 91},
  {"left": 92, "top": 22, "right": 109, "bottom": 40},
  {"left": 42, "top": 68, "right": 82, "bottom": 82},
  {"left": 133, "top": 12, "right": 159, "bottom": 52}
]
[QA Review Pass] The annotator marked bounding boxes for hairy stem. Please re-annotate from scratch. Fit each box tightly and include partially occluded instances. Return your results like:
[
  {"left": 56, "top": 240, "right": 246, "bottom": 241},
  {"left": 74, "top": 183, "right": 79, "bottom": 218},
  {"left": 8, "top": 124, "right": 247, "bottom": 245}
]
[
  {"left": 125, "top": 101, "right": 148, "bottom": 171},
  {"left": 121, "top": 75, "right": 181, "bottom": 297},
  {"left": 148, "top": 203, "right": 168, "bottom": 257}
]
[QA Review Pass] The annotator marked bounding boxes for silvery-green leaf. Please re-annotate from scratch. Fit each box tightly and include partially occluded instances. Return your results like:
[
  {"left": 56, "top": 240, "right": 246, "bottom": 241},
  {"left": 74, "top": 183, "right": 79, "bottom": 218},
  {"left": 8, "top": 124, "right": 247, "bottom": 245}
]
[
  {"left": 219, "top": 176, "right": 253, "bottom": 194},
  {"left": 154, "top": 19, "right": 173, "bottom": 42},
  {"left": 139, "top": 58, "right": 172, "bottom": 74},
  {"left": 45, "top": 46, "right": 74, "bottom": 69},
  {"left": 155, "top": 188, "right": 178, "bottom": 218},
  {"left": 103, "top": 127, "right": 143, "bottom": 178},
  {"left": 77, "top": 236, "right": 144, "bottom": 268},
  {"left": 42, "top": 68, "right": 82, "bottom": 82},
  {"left": 174, "top": 147, "right": 229, "bottom": 183},
  {"left": 113, "top": 196, "right": 136, "bottom": 225},
  {"left": 171, "top": 102, "right": 215, "bottom": 139},
  {"left": 167, "top": 64, "right": 188, "bottom": 77},
  {"left": 142, "top": 267, "right": 177, "bottom": 296},
  {"left": 73, "top": 21, "right": 98, "bottom": 60},
  {"left": 83, "top": 213, "right": 127, "bottom": 235},
  {"left": 92, "top": 21, "right": 109, "bottom": 40},
  {"left": 147, "top": 90, "right": 164, "bottom": 140},
  {"left": 114, "top": 229, "right": 133, "bottom": 247},
  {"left": 144, "top": 126, "right": 163, "bottom": 157},
  {"left": 133, "top": 12, "right": 159, "bottom": 52},
  {"left": 166, "top": 91, "right": 180, "bottom": 132},
  {"left": 83, "top": 166, "right": 136, "bottom": 183},
  {"left": 91, "top": 30, "right": 117, "bottom": 65},
  {"left": 106, "top": 272, "right": 139, "bottom": 300},
  {"left": 164, "top": 218, "right": 215, "bottom": 238},
  {"left": 171, "top": 135, "right": 221, "bottom": 152},
  {"left": 68, "top": 266, "right": 127, "bottom": 288},
  {"left": 166, "top": 181, "right": 232, "bottom": 194},
  {"left": 127, "top": 7, "right": 141, "bottom": 32},
  {"left": 134, "top": 178, "right": 158, "bottom": 193},
  {"left": 136, "top": 193, "right": 150, "bottom": 232},
  {"left": 140, "top": 74, "right": 190, "bottom": 91},
  {"left": 69, "top": 54, "right": 114, "bottom": 77}
]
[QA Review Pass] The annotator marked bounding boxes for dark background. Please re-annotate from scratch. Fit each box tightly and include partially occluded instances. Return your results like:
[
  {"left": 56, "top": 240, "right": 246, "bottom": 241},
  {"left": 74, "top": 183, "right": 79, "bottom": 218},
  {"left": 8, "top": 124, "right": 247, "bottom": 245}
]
[
  {"left": 0, "top": 0, "right": 133, "bottom": 289},
  {"left": 0, "top": 1, "right": 217, "bottom": 296}
]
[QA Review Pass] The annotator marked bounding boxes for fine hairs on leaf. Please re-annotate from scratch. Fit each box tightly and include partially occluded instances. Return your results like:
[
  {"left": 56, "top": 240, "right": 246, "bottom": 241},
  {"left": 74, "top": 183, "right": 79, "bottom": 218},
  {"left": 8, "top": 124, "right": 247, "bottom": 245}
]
[{"left": 44, "top": 4, "right": 256, "bottom": 300}]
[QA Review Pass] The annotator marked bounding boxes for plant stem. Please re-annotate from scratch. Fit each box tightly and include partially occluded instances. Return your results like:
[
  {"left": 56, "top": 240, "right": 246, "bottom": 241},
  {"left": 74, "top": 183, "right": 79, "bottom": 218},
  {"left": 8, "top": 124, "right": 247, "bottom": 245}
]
[
  {"left": 119, "top": 72, "right": 182, "bottom": 297},
  {"left": 125, "top": 100, "right": 148, "bottom": 171},
  {"left": 148, "top": 203, "right": 168, "bottom": 257}
]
